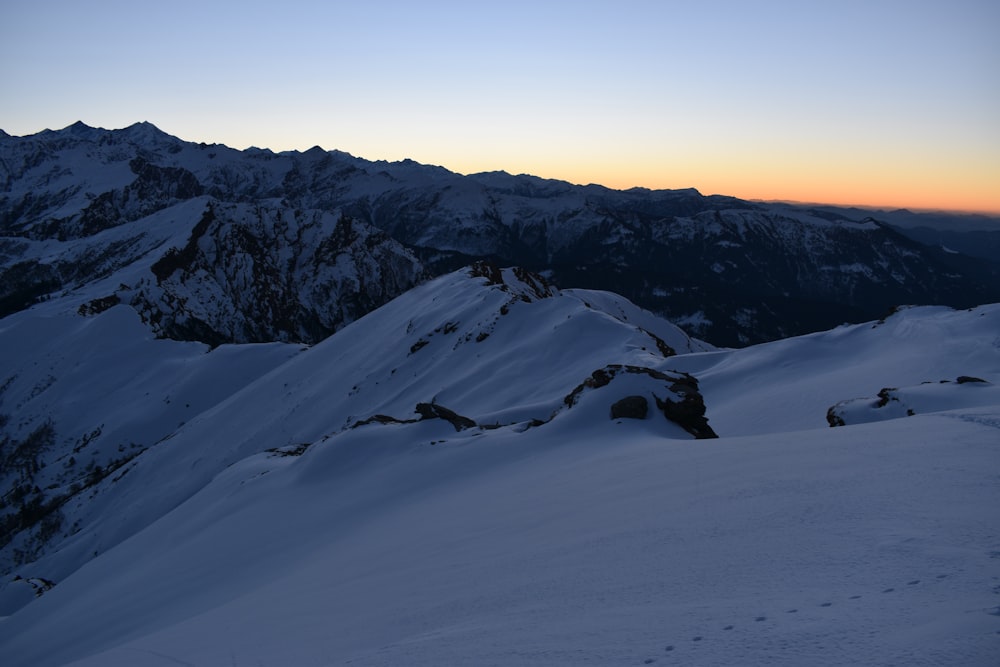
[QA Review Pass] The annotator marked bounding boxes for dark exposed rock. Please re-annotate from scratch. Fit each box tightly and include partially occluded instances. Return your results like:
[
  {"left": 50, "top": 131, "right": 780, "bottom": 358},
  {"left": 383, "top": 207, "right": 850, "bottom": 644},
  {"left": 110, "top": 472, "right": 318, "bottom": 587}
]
[
  {"left": 351, "top": 414, "right": 414, "bottom": 428},
  {"left": 265, "top": 442, "right": 313, "bottom": 457},
  {"left": 468, "top": 262, "right": 555, "bottom": 303},
  {"left": 610, "top": 395, "right": 648, "bottom": 420},
  {"left": 150, "top": 204, "right": 216, "bottom": 283},
  {"left": 640, "top": 327, "right": 677, "bottom": 357},
  {"left": 564, "top": 365, "right": 674, "bottom": 408},
  {"left": 510, "top": 266, "right": 555, "bottom": 301},
  {"left": 0, "top": 260, "right": 61, "bottom": 318},
  {"left": 137, "top": 204, "right": 424, "bottom": 345},
  {"left": 77, "top": 294, "right": 121, "bottom": 316},
  {"left": 352, "top": 403, "right": 479, "bottom": 432},
  {"left": 414, "top": 402, "right": 477, "bottom": 431},
  {"left": 956, "top": 375, "right": 987, "bottom": 384},
  {"left": 826, "top": 408, "right": 846, "bottom": 428},
  {"left": 564, "top": 364, "right": 716, "bottom": 438},
  {"left": 469, "top": 259, "right": 504, "bottom": 286},
  {"left": 654, "top": 378, "right": 717, "bottom": 439},
  {"left": 875, "top": 387, "right": 897, "bottom": 408}
]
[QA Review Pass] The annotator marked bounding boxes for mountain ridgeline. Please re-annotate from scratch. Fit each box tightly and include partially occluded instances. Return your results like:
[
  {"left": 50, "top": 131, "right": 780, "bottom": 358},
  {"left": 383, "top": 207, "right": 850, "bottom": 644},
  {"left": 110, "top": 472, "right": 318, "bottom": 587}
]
[{"left": 2, "top": 121, "right": 999, "bottom": 346}]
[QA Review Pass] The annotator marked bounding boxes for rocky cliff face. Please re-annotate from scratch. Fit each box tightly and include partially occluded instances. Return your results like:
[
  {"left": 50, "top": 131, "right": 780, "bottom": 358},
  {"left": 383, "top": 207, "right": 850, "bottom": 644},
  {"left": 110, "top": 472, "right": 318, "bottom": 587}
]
[
  {"left": 2, "top": 122, "right": 998, "bottom": 346},
  {"left": 130, "top": 202, "right": 423, "bottom": 345}
]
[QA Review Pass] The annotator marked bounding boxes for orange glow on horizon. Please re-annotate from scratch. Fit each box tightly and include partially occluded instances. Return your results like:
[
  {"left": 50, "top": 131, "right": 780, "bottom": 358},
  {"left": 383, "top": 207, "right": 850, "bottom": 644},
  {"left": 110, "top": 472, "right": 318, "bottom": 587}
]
[
  {"left": 457, "top": 159, "right": 1000, "bottom": 217},
  {"left": 403, "top": 139, "right": 998, "bottom": 217}
]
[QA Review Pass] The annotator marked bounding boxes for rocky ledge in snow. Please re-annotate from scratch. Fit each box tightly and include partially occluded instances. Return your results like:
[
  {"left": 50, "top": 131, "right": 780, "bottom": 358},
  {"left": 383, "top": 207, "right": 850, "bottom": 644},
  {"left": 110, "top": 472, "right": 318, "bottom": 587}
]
[
  {"left": 349, "top": 364, "right": 717, "bottom": 439},
  {"left": 563, "top": 364, "right": 716, "bottom": 438},
  {"left": 827, "top": 376, "right": 998, "bottom": 426}
]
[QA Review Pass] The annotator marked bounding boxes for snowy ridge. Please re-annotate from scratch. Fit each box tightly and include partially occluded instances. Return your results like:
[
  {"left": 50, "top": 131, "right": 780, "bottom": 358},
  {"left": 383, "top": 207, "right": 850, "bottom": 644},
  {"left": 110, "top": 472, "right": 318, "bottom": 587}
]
[{"left": 0, "top": 264, "right": 711, "bottom": 589}]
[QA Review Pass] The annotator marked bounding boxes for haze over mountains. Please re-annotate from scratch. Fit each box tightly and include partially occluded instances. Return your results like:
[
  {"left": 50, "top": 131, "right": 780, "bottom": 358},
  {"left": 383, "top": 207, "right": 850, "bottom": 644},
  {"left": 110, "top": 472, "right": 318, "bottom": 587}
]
[{"left": 1, "top": 122, "right": 999, "bottom": 665}]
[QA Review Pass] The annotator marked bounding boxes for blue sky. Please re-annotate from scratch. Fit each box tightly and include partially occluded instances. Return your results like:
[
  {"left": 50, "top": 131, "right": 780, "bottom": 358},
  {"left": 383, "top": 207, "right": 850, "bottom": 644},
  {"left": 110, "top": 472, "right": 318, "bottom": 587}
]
[{"left": 2, "top": 0, "right": 998, "bottom": 212}]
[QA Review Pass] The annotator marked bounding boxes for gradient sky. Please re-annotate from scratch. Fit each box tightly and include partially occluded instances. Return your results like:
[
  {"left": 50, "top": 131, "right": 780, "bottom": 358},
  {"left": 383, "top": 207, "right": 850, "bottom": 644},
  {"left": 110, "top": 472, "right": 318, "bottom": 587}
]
[{"left": 2, "top": 1, "right": 998, "bottom": 213}]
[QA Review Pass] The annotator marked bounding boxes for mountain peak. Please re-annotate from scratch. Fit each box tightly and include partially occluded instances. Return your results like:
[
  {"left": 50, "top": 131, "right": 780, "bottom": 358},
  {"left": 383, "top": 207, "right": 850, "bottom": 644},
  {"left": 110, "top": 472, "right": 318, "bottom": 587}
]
[
  {"left": 116, "top": 121, "right": 174, "bottom": 142},
  {"left": 57, "top": 120, "right": 105, "bottom": 139}
]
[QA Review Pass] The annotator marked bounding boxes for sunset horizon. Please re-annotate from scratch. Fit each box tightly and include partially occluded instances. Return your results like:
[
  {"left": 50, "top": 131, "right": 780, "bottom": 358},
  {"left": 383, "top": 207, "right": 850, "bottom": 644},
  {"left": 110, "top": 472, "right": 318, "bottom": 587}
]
[
  {"left": 3, "top": 5, "right": 1000, "bottom": 663},
  {"left": 6, "top": 116, "right": 1000, "bottom": 218},
  {"left": 3, "top": 1, "right": 997, "bottom": 217}
]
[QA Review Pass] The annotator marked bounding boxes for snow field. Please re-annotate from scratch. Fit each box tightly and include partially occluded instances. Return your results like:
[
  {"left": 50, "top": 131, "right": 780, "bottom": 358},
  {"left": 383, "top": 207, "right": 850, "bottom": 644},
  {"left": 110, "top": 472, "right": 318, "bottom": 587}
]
[{"left": 1, "top": 269, "right": 998, "bottom": 666}]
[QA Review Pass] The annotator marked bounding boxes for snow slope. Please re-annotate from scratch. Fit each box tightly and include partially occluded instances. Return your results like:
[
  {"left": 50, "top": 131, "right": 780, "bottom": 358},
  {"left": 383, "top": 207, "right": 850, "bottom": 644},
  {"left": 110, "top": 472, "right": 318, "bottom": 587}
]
[
  {"left": 0, "top": 271, "right": 998, "bottom": 666},
  {"left": 670, "top": 304, "right": 1000, "bottom": 436},
  {"left": 5, "top": 403, "right": 1000, "bottom": 666},
  {"left": 0, "top": 265, "right": 709, "bottom": 588}
]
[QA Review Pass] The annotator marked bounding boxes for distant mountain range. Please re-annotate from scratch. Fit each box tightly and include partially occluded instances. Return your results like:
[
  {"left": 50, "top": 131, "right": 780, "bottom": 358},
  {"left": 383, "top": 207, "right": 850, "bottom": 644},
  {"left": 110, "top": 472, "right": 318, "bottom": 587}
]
[{"left": 2, "top": 121, "right": 999, "bottom": 347}]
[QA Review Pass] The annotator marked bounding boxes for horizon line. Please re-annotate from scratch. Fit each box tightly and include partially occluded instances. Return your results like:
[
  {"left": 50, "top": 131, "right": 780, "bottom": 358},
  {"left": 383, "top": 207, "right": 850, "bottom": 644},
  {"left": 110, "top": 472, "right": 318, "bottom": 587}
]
[{"left": 6, "top": 120, "right": 1000, "bottom": 218}]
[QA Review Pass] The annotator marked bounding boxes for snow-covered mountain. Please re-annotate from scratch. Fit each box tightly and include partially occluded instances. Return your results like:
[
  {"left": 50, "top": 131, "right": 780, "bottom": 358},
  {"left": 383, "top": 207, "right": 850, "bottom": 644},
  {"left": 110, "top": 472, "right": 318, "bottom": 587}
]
[
  {"left": 0, "top": 262, "right": 712, "bottom": 581},
  {"left": 3, "top": 122, "right": 998, "bottom": 346},
  {"left": 1, "top": 257, "right": 999, "bottom": 665},
  {"left": 1, "top": 122, "right": 999, "bottom": 665}
]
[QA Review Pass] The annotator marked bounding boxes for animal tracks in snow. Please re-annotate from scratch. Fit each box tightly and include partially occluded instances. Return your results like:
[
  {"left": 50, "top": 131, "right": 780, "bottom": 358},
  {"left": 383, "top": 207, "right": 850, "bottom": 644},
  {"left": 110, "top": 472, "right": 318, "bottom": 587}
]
[{"left": 641, "top": 571, "right": 996, "bottom": 664}]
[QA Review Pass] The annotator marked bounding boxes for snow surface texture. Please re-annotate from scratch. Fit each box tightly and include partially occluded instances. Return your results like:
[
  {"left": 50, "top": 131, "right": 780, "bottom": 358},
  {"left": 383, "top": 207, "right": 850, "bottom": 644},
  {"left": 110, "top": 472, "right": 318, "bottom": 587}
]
[{"left": 0, "top": 269, "right": 999, "bottom": 666}]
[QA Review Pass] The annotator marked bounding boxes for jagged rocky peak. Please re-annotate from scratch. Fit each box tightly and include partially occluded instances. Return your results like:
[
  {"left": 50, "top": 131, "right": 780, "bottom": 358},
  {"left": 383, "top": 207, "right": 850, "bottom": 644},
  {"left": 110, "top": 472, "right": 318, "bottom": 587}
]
[{"left": 469, "top": 260, "right": 556, "bottom": 302}]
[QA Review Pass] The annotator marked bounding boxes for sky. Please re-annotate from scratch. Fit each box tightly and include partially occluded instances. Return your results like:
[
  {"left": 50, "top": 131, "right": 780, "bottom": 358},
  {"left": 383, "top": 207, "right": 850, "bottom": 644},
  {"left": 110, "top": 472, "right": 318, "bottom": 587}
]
[{"left": 1, "top": 0, "right": 998, "bottom": 213}]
